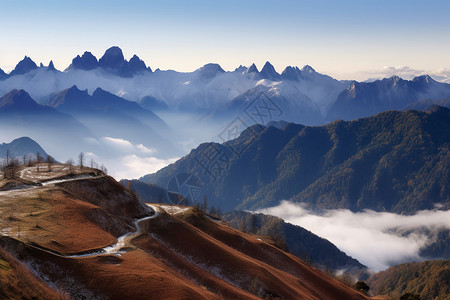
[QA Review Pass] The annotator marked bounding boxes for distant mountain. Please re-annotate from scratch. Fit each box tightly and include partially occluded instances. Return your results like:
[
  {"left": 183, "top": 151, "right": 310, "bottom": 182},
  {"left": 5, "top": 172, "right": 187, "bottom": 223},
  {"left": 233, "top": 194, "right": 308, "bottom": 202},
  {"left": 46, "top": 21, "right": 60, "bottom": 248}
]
[
  {"left": 69, "top": 51, "right": 98, "bottom": 71},
  {"left": 405, "top": 98, "right": 450, "bottom": 111},
  {"left": 142, "top": 106, "right": 450, "bottom": 214},
  {"left": 9, "top": 56, "right": 38, "bottom": 77},
  {"left": 0, "top": 89, "right": 95, "bottom": 159},
  {"left": 2, "top": 48, "right": 450, "bottom": 133},
  {"left": 328, "top": 75, "right": 450, "bottom": 121},
  {"left": 0, "top": 137, "right": 48, "bottom": 162},
  {"left": 49, "top": 85, "right": 167, "bottom": 130},
  {"left": 195, "top": 63, "right": 225, "bottom": 79},
  {"left": 223, "top": 210, "right": 367, "bottom": 274},
  {"left": 367, "top": 260, "right": 450, "bottom": 300},
  {"left": 67, "top": 46, "right": 151, "bottom": 77},
  {"left": 243, "top": 63, "right": 261, "bottom": 79},
  {"left": 140, "top": 95, "right": 170, "bottom": 111},
  {"left": 0, "top": 68, "right": 7, "bottom": 80},
  {"left": 260, "top": 61, "right": 281, "bottom": 81},
  {"left": 47, "top": 85, "right": 175, "bottom": 156}
]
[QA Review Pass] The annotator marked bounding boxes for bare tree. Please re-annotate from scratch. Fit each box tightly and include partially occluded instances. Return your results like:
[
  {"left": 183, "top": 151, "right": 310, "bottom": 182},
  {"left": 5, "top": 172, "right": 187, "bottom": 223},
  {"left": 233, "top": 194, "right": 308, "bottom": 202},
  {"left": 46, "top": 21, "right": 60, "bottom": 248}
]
[
  {"left": 36, "top": 152, "right": 44, "bottom": 172},
  {"left": 46, "top": 155, "right": 55, "bottom": 172},
  {"left": 79, "top": 152, "right": 84, "bottom": 169},
  {"left": 66, "top": 159, "right": 74, "bottom": 174},
  {"left": 6, "top": 149, "right": 11, "bottom": 165}
]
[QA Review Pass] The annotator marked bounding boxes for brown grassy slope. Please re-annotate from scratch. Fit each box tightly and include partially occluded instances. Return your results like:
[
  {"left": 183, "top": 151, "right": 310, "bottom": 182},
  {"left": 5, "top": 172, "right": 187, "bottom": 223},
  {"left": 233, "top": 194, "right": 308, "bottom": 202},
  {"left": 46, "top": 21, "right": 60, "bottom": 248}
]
[
  {"left": 55, "top": 175, "right": 152, "bottom": 223},
  {"left": 0, "top": 171, "right": 370, "bottom": 299},
  {"left": 0, "top": 239, "right": 68, "bottom": 300},
  {"left": 367, "top": 260, "right": 450, "bottom": 300},
  {"left": 134, "top": 206, "right": 369, "bottom": 300},
  {"left": 0, "top": 184, "right": 132, "bottom": 254}
]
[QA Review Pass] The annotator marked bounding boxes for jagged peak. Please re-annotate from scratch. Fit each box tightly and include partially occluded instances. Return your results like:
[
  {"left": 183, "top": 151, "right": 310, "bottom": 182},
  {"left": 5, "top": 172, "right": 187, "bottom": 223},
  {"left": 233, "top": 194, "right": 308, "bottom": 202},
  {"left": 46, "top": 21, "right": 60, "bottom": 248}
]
[
  {"left": 99, "top": 46, "right": 125, "bottom": 69},
  {"left": 234, "top": 65, "right": 247, "bottom": 72},
  {"left": 412, "top": 74, "right": 435, "bottom": 84},
  {"left": 48, "top": 60, "right": 56, "bottom": 71},
  {"left": 69, "top": 51, "right": 98, "bottom": 71},
  {"left": 196, "top": 63, "right": 225, "bottom": 79},
  {"left": 65, "top": 85, "right": 89, "bottom": 96},
  {"left": 0, "top": 89, "right": 39, "bottom": 108},
  {"left": 262, "top": 61, "right": 275, "bottom": 69},
  {"left": 301, "top": 65, "right": 316, "bottom": 73},
  {"left": 260, "top": 61, "right": 281, "bottom": 81},
  {"left": 247, "top": 63, "right": 259, "bottom": 74},
  {"left": 10, "top": 56, "right": 38, "bottom": 76},
  {"left": 281, "top": 66, "right": 300, "bottom": 81}
]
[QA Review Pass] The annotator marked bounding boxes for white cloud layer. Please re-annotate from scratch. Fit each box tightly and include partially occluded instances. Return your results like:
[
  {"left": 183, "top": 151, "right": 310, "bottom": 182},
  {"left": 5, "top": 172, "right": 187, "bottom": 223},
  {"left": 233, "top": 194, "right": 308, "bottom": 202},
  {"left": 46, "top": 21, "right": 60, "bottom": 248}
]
[
  {"left": 113, "top": 155, "right": 178, "bottom": 180},
  {"left": 257, "top": 201, "right": 450, "bottom": 272},
  {"left": 84, "top": 137, "right": 177, "bottom": 180},
  {"left": 359, "top": 66, "right": 450, "bottom": 83}
]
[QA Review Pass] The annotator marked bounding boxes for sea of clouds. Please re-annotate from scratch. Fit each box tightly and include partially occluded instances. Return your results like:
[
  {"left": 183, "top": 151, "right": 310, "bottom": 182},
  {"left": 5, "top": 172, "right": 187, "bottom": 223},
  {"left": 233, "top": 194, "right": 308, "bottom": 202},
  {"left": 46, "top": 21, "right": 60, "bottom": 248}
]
[{"left": 257, "top": 201, "right": 450, "bottom": 271}]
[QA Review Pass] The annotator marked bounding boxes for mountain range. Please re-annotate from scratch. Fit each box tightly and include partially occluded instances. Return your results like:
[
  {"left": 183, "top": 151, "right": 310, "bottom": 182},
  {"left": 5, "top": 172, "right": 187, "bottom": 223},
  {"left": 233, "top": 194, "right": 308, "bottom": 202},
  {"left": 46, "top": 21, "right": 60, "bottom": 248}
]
[
  {"left": 142, "top": 106, "right": 450, "bottom": 214},
  {"left": 2, "top": 46, "right": 450, "bottom": 127},
  {"left": 0, "top": 89, "right": 94, "bottom": 159},
  {"left": 2, "top": 47, "right": 450, "bottom": 176}
]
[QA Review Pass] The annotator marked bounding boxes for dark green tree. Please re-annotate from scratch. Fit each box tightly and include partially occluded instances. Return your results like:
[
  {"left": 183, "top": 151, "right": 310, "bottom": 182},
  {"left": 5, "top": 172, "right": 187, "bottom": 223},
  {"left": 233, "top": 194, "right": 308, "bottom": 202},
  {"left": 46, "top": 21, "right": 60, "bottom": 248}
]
[{"left": 354, "top": 281, "right": 370, "bottom": 294}]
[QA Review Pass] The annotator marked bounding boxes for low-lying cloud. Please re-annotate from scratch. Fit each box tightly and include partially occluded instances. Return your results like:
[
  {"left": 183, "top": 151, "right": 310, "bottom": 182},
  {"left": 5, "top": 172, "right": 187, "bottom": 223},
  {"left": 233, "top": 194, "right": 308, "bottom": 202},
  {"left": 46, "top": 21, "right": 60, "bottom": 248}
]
[
  {"left": 358, "top": 66, "right": 450, "bottom": 83},
  {"left": 257, "top": 201, "right": 450, "bottom": 272},
  {"left": 114, "top": 154, "right": 178, "bottom": 180},
  {"left": 84, "top": 137, "right": 177, "bottom": 180}
]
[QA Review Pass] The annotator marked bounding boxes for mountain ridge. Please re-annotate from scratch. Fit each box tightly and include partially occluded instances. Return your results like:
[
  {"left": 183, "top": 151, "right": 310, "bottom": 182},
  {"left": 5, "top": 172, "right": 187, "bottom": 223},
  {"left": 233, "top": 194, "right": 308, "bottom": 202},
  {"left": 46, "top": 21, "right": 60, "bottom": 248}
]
[{"left": 142, "top": 106, "right": 450, "bottom": 214}]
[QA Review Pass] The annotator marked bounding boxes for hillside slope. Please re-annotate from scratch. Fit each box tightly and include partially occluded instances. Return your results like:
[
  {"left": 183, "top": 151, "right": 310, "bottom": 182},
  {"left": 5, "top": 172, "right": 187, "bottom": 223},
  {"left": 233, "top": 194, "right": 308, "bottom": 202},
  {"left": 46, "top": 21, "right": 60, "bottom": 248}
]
[
  {"left": 0, "top": 163, "right": 369, "bottom": 299},
  {"left": 367, "top": 260, "right": 450, "bottom": 300},
  {"left": 223, "top": 210, "right": 366, "bottom": 274},
  {"left": 120, "top": 179, "right": 367, "bottom": 275}
]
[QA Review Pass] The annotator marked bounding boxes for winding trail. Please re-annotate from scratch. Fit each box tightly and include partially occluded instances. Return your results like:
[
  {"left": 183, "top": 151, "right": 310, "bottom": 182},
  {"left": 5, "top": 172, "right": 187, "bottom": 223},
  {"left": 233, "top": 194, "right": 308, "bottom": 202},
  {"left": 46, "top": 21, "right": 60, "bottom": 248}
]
[
  {"left": 1, "top": 171, "right": 161, "bottom": 259},
  {"left": 27, "top": 208, "right": 159, "bottom": 259}
]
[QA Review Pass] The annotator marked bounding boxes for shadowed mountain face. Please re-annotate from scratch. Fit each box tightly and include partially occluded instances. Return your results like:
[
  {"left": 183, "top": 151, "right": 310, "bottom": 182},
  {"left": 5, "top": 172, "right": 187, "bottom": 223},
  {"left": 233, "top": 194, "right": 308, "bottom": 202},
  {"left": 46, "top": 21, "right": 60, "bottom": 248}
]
[
  {"left": 142, "top": 106, "right": 450, "bottom": 214},
  {"left": 69, "top": 51, "right": 98, "bottom": 71},
  {"left": 0, "top": 90, "right": 95, "bottom": 158},
  {"left": 9, "top": 56, "right": 38, "bottom": 77},
  {"left": 328, "top": 75, "right": 450, "bottom": 121},
  {"left": 47, "top": 85, "right": 176, "bottom": 157},
  {"left": 0, "top": 137, "right": 48, "bottom": 162},
  {"left": 0, "top": 68, "right": 7, "bottom": 81},
  {"left": 2, "top": 47, "right": 450, "bottom": 132}
]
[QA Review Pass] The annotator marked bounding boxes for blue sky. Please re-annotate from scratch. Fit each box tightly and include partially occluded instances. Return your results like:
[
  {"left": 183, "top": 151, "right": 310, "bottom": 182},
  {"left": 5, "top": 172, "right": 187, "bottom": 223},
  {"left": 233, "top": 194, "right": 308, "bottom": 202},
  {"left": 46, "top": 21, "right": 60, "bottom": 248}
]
[{"left": 0, "top": 0, "right": 449, "bottom": 79}]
